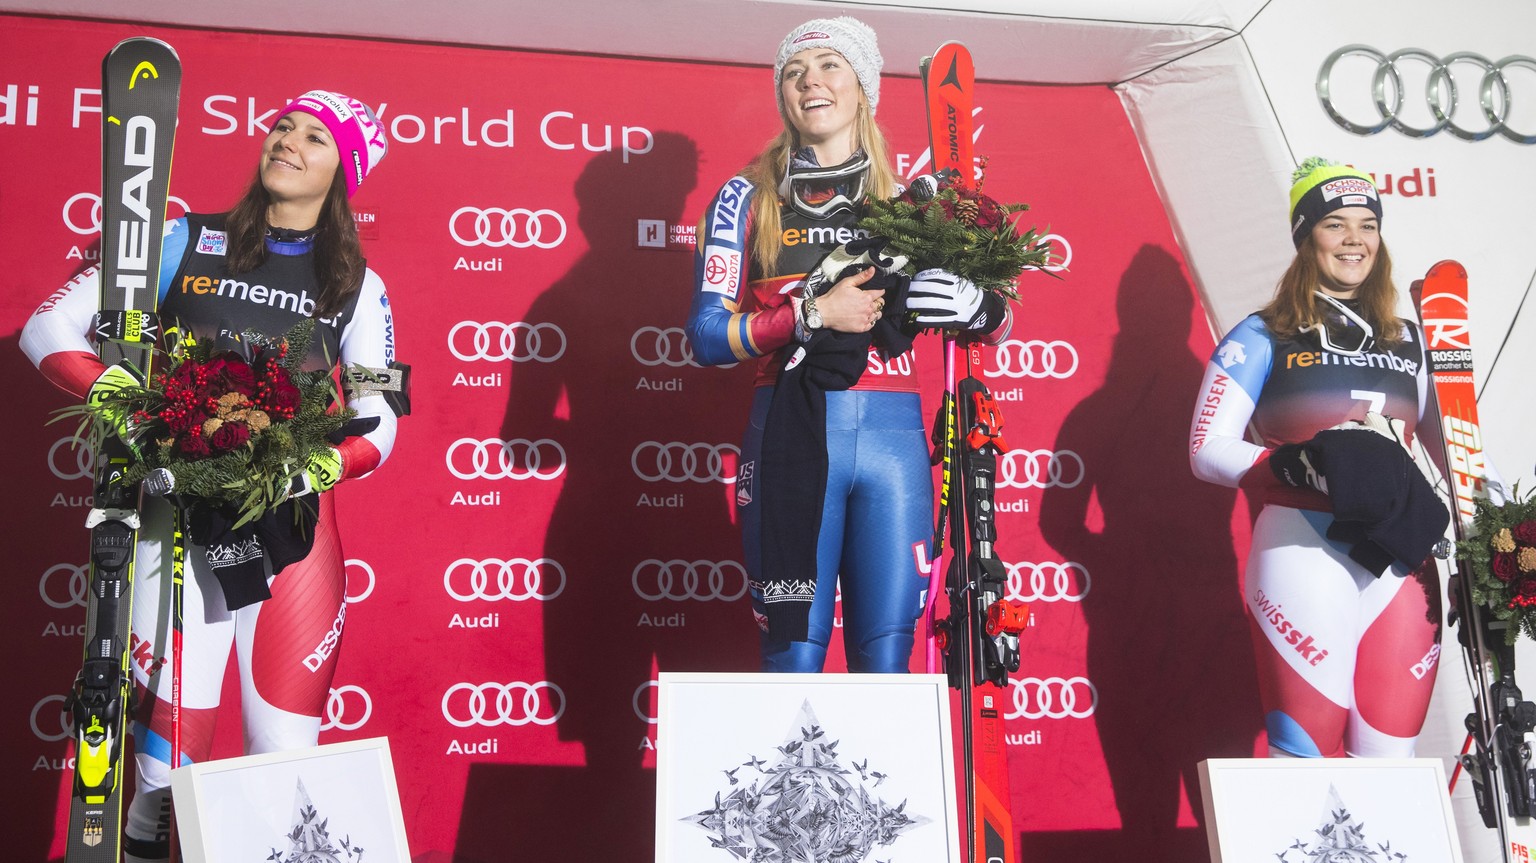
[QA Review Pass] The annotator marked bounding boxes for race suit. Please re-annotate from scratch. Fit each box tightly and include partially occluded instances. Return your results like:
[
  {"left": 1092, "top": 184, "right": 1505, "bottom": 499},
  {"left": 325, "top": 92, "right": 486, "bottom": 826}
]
[
  {"left": 21, "top": 215, "right": 398, "bottom": 856},
  {"left": 687, "top": 172, "right": 949, "bottom": 674},
  {"left": 1189, "top": 312, "right": 1439, "bottom": 757}
]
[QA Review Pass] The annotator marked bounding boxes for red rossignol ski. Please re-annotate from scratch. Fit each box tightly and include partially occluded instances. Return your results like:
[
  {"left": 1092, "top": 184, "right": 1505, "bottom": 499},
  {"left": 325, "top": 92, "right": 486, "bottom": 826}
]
[
  {"left": 919, "top": 41, "right": 1026, "bottom": 863},
  {"left": 1414, "top": 260, "right": 1536, "bottom": 863}
]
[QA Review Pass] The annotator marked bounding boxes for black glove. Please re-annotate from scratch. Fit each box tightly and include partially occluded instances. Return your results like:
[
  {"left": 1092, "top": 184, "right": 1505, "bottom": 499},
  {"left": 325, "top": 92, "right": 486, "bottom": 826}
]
[{"left": 1270, "top": 442, "right": 1328, "bottom": 493}]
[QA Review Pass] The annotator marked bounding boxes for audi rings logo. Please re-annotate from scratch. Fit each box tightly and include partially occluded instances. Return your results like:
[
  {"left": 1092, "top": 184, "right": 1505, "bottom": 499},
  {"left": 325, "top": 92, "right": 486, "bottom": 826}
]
[
  {"left": 321, "top": 685, "right": 373, "bottom": 731},
  {"left": 449, "top": 321, "right": 567, "bottom": 363},
  {"left": 1006, "top": 562, "right": 1091, "bottom": 603},
  {"left": 32, "top": 694, "right": 72, "bottom": 741},
  {"left": 1007, "top": 676, "right": 1098, "bottom": 720},
  {"left": 447, "top": 438, "right": 567, "bottom": 481},
  {"left": 442, "top": 681, "right": 565, "bottom": 727},
  {"left": 632, "top": 442, "right": 738, "bottom": 483},
  {"left": 64, "top": 191, "right": 190, "bottom": 235},
  {"left": 449, "top": 206, "right": 568, "bottom": 248},
  {"left": 1421, "top": 291, "right": 1472, "bottom": 351},
  {"left": 344, "top": 559, "right": 377, "bottom": 603},
  {"left": 446, "top": 558, "right": 567, "bottom": 602},
  {"left": 631, "top": 326, "right": 714, "bottom": 369},
  {"left": 1023, "top": 233, "right": 1071, "bottom": 273},
  {"left": 634, "top": 679, "right": 659, "bottom": 725},
  {"left": 49, "top": 437, "right": 95, "bottom": 481},
  {"left": 632, "top": 559, "right": 749, "bottom": 602},
  {"left": 986, "top": 340, "right": 1079, "bottom": 380},
  {"left": 40, "top": 563, "right": 89, "bottom": 610},
  {"left": 1318, "top": 46, "right": 1536, "bottom": 143},
  {"left": 998, "top": 450, "right": 1085, "bottom": 490}
]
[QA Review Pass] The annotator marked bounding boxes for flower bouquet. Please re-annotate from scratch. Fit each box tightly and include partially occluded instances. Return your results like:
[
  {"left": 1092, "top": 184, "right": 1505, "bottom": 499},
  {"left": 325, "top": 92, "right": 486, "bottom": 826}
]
[
  {"left": 1457, "top": 488, "right": 1536, "bottom": 644},
  {"left": 56, "top": 320, "right": 353, "bottom": 528},
  {"left": 857, "top": 164, "right": 1057, "bottom": 300}
]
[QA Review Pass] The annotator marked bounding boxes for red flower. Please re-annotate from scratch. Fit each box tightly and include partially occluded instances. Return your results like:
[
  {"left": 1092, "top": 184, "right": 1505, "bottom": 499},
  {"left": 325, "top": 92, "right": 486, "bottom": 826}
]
[
  {"left": 208, "top": 421, "right": 251, "bottom": 452},
  {"left": 203, "top": 354, "right": 256, "bottom": 396},
  {"left": 1513, "top": 520, "right": 1536, "bottom": 546},
  {"left": 178, "top": 433, "right": 212, "bottom": 458},
  {"left": 1494, "top": 553, "right": 1520, "bottom": 583},
  {"left": 1518, "top": 577, "right": 1536, "bottom": 600},
  {"left": 265, "top": 377, "right": 302, "bottom": 415},
  {"left": 973, "top": 195, "right": 1006, "bottom": 231}
]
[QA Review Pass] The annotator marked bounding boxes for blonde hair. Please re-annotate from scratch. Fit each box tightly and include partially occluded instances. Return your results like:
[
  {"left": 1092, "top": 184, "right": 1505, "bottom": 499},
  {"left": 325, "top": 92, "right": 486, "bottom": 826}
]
[
  {"left": 742, "top": 100, "right": 896, "bottom": 278},
  {"left": 1258, "top": 234, "right": 1404, "bottom": 350}
]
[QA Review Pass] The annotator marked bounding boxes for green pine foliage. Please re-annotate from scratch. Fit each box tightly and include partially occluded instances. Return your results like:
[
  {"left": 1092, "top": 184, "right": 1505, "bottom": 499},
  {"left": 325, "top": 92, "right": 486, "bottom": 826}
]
[{"left": 858, "top": 189, "right": 1056, "bottom": 300}]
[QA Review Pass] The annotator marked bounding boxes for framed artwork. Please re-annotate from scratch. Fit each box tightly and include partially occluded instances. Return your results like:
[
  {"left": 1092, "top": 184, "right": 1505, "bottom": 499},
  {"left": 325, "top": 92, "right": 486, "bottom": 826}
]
[
  {"left": 1198, "top": 757, "right": 1462, "bottom": 863},
  {"left": 655, "top": 671, "right": 961, "bottom": 863},
  {"left": 169, "top": 736, "right": 410, "bottom": 863}
]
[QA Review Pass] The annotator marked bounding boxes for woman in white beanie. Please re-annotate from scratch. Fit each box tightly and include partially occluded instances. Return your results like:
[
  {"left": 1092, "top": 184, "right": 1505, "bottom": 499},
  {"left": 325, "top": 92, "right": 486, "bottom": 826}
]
[
  {"left": 687, "top": 18, "right": 1010, "bottom": 673},
  {"left": 22, "top": 90, "right": 400, "bottom": 861}
]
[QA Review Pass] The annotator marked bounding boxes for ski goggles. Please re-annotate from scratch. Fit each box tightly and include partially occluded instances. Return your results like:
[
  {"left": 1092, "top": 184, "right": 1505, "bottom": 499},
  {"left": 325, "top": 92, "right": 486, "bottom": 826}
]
[
  {"left": 780, "top": 152, "right": 870, "bottom": 219},
  {"left": 1300, "top": 291, "right": 1376, "bottom": 356}
]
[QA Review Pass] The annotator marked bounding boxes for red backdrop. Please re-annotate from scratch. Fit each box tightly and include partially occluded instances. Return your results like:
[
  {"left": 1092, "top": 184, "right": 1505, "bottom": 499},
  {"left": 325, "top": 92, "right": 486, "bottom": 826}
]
[{"left": 0, "top": 14, "right": 1259, "bottom": 862}]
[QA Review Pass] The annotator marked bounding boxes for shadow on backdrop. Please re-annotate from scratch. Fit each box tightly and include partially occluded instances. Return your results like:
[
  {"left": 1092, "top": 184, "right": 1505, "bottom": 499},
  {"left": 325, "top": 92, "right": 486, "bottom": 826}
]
[{"left": 1033, "top": 244, "right": 1261, "bottom": 861}]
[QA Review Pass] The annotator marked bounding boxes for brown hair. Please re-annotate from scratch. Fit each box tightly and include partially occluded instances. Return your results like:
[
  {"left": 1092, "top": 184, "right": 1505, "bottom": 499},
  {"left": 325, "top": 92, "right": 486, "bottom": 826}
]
[
  {"left": 222, "top": 167, "right": 365, "bottom": 319},
  {"left": 742, "top": 99, "right": 896, "bottom": 277},
  {"left": 1258, "top": 234, "right": 1404, "bottom": 350}
]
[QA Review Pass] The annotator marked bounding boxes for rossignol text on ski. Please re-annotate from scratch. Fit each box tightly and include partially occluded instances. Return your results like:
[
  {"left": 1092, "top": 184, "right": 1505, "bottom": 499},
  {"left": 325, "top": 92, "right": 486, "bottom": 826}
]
[{"left": 1414, "top": 259, "right": 1536, "bottom": 863}]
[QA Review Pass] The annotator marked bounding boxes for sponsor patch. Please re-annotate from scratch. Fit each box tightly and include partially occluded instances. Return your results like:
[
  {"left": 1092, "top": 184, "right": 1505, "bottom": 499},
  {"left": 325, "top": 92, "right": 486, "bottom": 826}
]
[
  {"left": 1321, "top": 177, "right": 1378, "bottom": 202},
  {"left": 196, "top": 227, "right": 227, "bottom": 256},
  {"left": 700, "top": 244, "right": 742, "bottom": 299},
  {"left": 793, "top": 31, "right": 831, "bottom": 45}
]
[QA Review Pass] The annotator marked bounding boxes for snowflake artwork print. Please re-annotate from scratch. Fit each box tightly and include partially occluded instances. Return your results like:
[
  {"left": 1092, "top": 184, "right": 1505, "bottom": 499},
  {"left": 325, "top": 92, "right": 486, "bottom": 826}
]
[
  {"left": 682, "top": 699, "right": 931, "bottom": 862},
  {"left": 1274, "top": 784, "right": 1413, "bottom": 863},
  {"left": 265, "top": 778, "right": 369, "bottom": 863}
]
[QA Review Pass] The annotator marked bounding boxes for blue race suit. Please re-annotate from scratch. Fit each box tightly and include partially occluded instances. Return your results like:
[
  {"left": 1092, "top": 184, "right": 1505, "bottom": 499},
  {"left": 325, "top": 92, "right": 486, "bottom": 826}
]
[{"left": 686, "top": 174, "right": 931, "bottom": 673}]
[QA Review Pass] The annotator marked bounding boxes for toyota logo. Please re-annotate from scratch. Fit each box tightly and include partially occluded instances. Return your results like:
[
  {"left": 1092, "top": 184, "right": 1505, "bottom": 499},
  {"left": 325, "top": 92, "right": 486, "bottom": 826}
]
[
  {"left": 449, "top": 321, "right": 568, "bottom": 363},
  {"left": 632, "top": 559, "right": 748, "bottom": 601},
  {"left": 632, "top": 442, "right": 738, "bottom": 483},
  {"left": 49, "top": 437, "right": 95, "bottom": 481},
  {"left": 64, "top": 191, "right": 190, "bottom": 235},
  {"left": 40, "top": 563, "right": 89, "bottom": 610},
  {"left": 997, "top": 450, "right": 1085, "bottom": 490},
  {"left": 445, "top": 558, "right": 567, "bottom": 601},
  {"left": 449, "top": 206, "right": 568, "bottom": 248},
  {"left": 1007, "top": 676, "right": 1097, "bottom": 720},
  {"left": 1420, "top": 291, "right": 1471, "bottom": 351},
  {"left": 321, "top": 685, "right": 373, "bottom": 731},
  {"left": 634, "top": 679, "right": 659, "bottom": 725},
  {"left": 442, "top": 681, "right": 565, "bottom": 727},
  {"left": 986, "top": 340, "right": 1079, "bottom": 380},
  {"left": 1006, "top": 562, "right": 1091, "bottom": 603},
  {"left": 32, "top": 694, "right": 72, "bottom": 741},
  {"left": 631, "top": 326, "right": 716, "bottom": 369},
  {"left": 345, "top": 559, "right": 376, "bottom": 603},
  {"left": 447, "top": 438, "right": 567, "bottom": 481},
  {"left": 1318, "top": 45, "right": 1536, "bottom": 143}
]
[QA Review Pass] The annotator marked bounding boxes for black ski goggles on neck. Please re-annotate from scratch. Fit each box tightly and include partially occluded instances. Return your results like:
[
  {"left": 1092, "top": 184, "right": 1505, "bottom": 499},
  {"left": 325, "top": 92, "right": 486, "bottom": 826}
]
[
  {"left": 780, "top": 152, "right": 870, "bottom": 220},
  {"left": 1300, "top": 291, "right": 1376, "bottom": 356}
]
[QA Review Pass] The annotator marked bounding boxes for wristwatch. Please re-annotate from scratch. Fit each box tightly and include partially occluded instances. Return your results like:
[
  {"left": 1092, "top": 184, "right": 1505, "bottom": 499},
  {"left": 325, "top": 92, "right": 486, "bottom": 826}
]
[{"left": 802, "top": 294, "right": 824, "bottom": 330}]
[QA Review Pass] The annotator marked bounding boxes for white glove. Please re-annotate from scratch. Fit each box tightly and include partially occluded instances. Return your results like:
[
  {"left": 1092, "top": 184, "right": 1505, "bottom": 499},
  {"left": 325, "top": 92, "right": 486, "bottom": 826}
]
[
  {"left": 804, "top": 238, "right": 909, "bottom": 298},
  {"left": 1332, "top": 411, "right": 1408, "bottom": 449},
  {"left": 907, "top": 269, "right": 999, "bottom": 330}
]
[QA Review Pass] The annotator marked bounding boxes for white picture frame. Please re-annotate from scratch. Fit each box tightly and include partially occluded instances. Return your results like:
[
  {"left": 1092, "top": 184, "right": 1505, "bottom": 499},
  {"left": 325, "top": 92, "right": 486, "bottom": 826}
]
[
  {"left": 1198, "top": 757, "right": 1462, "bottom": 863},
  {"left": 169, "top": 736, "right": 410, "bottom": 863},
  {"left": 655, "top": 671, "right": 961, "bottom": 863}
]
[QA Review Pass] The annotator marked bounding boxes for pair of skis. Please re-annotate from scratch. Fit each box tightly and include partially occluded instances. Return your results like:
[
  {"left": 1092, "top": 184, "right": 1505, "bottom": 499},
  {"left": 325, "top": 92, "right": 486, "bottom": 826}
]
[
  {"left": 64, "top": 37, "right": 182, "bottom": 863},
  {"left": 1415, "top": 261, "right": 1536, "bottom": 862},
  {"left": 918, "top": 42, "right": 1028, "bottom": 863}
]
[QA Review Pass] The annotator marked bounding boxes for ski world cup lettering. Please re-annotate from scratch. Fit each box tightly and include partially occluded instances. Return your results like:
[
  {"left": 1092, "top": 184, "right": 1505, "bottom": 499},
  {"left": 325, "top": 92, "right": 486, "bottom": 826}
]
[{"left": 113, "top": 114, "right": 156, "bottom": 308}]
